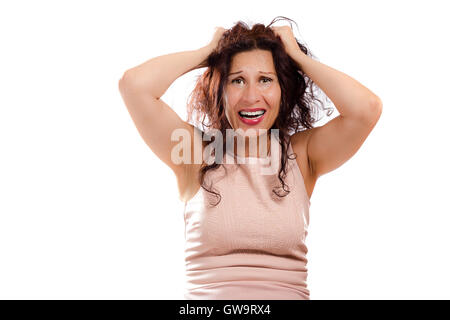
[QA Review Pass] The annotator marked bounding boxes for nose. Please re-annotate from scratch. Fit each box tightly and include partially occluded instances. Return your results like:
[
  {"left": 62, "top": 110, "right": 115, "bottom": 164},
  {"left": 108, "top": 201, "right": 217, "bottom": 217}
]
[{"left": 241, "top": 81, "right": 261, "bottom": 105}]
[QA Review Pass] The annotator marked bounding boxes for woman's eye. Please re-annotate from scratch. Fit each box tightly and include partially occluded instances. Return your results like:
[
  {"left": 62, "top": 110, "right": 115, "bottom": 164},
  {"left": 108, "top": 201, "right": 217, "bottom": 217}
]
[{"left": 231, "top": 77, "right": 272, "bottom": 84}]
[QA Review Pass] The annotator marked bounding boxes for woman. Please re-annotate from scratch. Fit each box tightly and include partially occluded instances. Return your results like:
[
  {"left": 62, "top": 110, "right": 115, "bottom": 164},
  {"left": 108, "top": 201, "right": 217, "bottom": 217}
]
[{"left": 118, "top": 16, "right": 382, "bottom": 300}]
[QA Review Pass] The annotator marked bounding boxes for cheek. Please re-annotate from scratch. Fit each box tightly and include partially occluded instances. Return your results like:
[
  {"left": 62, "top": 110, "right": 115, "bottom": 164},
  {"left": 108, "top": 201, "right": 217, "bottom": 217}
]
[
  {"left": 266, "top": 96, "right": 281, "bottom": 115},
  {"left": 264, "top": 87, "right": 281, "bottom": 105}
]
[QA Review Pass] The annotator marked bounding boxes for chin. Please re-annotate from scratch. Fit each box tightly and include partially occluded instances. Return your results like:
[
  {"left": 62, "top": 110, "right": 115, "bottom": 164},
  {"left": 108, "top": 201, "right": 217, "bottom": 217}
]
[{"left": 235, "top": 124, "right": 271, "bottom": 137}]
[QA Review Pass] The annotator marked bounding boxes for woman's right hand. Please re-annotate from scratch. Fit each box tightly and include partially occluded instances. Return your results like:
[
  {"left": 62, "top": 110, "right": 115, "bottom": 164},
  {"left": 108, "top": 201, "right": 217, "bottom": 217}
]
[
  {"left": 197, "top": 27, "right": 227, "bottom": 69},
  {"left": 206, "top": 27, "right": 227, "bottom": 52}
]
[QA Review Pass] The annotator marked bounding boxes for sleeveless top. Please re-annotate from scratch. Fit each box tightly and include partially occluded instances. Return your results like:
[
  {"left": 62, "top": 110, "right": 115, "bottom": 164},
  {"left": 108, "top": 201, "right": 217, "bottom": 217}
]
[{"left": 182, "top": 139, "right": 311, "bottom": 300}]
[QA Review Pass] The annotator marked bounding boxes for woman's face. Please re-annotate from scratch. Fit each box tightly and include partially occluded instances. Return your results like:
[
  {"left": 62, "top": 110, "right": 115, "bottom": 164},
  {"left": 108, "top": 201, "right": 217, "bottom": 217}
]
[{"left": 224, "top": 49, "right": 281, "bottom": 136}]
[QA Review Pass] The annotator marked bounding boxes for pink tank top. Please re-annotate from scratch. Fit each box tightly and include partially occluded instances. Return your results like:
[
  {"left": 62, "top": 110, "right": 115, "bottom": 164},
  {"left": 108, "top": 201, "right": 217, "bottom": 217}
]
[{"left": 183, "top": 140, "right": 311, "bottom": 300}]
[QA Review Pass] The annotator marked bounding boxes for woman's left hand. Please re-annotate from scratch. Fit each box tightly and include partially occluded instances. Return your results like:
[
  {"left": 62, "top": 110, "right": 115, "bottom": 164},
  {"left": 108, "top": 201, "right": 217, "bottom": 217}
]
[{"left": 271, "top": 26, "right": 301, "bottom": 58}]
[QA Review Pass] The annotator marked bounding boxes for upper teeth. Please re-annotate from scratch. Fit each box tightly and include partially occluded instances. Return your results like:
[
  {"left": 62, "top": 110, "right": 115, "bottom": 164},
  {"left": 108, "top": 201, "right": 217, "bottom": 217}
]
[{"left": 239, "top": 110, "right": 265, "bottom": 116}]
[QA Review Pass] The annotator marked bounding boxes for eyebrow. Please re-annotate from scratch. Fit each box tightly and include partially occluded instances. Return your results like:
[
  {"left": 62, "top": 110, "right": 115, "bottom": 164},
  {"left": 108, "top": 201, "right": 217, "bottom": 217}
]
[{"left": 229, "top": 71, "right": 276, "bottom": 76}]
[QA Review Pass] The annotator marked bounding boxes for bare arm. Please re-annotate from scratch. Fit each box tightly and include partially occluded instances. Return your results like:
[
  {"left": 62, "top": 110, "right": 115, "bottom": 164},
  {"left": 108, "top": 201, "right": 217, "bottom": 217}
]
[
  {"left": 119, "top": 45, "right": 211, "bottom": 98},
  {"left": 273, "top": 26, "right": 382, "bottom": 179},
  {"left": 118, "top": 45, "right": 212, "bottom": 177},
  {"left": 290, "top": 49, "right": 382, "bottom": 178}
]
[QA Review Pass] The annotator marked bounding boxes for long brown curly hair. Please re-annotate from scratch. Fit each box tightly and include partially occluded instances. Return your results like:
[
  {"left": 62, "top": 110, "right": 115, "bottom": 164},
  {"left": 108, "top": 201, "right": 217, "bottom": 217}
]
[{"left": 186, "top": 16, "right": 333, "bottom": 206}]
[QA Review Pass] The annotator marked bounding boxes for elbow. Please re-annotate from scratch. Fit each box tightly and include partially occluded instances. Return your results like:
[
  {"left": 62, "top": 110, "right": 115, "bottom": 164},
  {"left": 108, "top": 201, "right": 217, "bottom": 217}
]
[
  {"left": 118, "top": 69, "right": 155, "bottom": 97},
  {"left": 118, "top": 71, "right": 129, "bottom": 93},
  {"left": 118, "top": 75, "right": 124, "bottom": 93},
  {"left": 118, "top": 70, "right": 136, "bottom": 92},
  {"left": 118, "top": 70, "right": 146, "bottom": 98},
  {"left": 364, "top": 96, "right": 383, "bottom": 125},
  {"left": 118, "top": 71, "right": 144, "bottom": 101},
  {"left": 370, "top": 95, "right": 383, "bottom": 116},
  {"left": 370, "top": 95, "right": 383, "bottom": 110}
]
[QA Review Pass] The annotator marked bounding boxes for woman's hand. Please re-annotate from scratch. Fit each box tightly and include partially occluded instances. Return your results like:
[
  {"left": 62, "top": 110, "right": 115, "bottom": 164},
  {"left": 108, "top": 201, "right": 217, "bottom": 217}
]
[
  {"left": 206, "top": 27, "right": 227, "bottom": 52},
  {"left": 196, "top": 27, "right": 227, "bottom": 69},
  {"left": 271, "top": 26, "right": 302, "bottom": 58}
]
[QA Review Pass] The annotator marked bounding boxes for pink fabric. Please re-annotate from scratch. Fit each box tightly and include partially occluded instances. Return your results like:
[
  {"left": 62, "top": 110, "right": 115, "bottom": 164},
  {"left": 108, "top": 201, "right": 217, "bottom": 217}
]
[{"left": 183, "top": 140, "right": 311, "bottom": 300}]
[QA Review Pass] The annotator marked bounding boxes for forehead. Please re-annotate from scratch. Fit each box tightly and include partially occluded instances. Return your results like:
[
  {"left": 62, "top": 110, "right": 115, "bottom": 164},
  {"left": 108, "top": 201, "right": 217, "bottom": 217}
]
[{"left": 229, "top": 49, "right": 276, "bottom": 72}]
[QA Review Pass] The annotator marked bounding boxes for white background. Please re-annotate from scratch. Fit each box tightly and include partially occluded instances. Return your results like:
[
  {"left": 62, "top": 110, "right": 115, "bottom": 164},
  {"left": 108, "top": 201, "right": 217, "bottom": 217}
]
[{"left": 1, "top": 0, "right": 449, "bottom": 299}]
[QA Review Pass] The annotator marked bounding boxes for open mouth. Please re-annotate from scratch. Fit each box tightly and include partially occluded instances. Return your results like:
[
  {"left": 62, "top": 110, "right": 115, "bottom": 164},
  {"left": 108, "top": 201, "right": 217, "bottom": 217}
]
[
  {"left": 238, "top": 110, "right": 266, "bottom": 119},
  {"left": 238, "top": 109, "right": 266, "bottom": 125}
]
